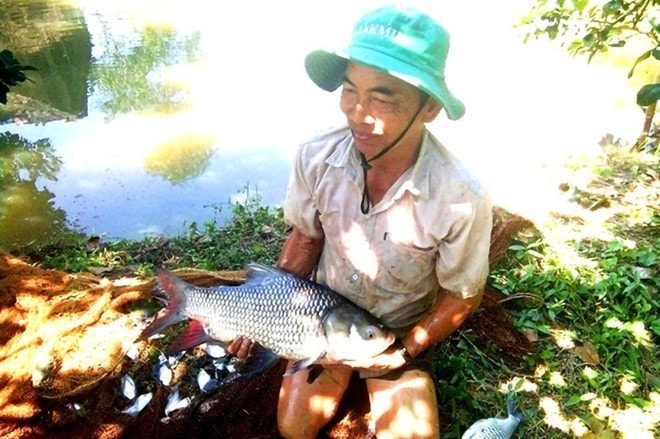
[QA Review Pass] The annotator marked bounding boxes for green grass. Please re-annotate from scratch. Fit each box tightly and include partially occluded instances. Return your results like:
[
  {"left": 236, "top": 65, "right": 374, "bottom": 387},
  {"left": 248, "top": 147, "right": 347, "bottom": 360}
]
[
  {"left": 15, "top": 142, "right": 659, "bottom": 438},
  {"left": 438, "top": 141, "right": 658, "bottom": 438},
  {"left": 27, "top": 193, "right": 290, "bottom": 274}
]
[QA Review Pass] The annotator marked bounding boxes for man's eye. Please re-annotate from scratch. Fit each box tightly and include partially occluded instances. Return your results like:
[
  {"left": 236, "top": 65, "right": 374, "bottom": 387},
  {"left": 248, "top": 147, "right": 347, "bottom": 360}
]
[{"left": 372, "top": 96, "right": 393, "bottom": 107}]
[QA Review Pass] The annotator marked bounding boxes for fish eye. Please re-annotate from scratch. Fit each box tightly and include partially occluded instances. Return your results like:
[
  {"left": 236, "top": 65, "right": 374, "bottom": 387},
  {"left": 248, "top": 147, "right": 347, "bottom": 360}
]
[{"left": 366, "top": 327, "right": 375, "bottom": 339}]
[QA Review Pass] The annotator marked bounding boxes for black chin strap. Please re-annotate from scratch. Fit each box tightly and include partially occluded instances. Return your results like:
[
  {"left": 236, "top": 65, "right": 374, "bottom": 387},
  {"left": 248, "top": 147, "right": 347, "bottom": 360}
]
[{"left": 358, "top": 95, "right": 429, "bottom": 214}]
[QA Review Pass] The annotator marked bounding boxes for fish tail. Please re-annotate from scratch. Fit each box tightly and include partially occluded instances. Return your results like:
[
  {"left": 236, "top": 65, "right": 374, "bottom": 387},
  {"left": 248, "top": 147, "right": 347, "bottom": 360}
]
[
  {"left": 507, "top": 393, "right": 524, "bottom": 422},
  {"left": 137, "top": 269, "right": 189, "bottom": 341}
]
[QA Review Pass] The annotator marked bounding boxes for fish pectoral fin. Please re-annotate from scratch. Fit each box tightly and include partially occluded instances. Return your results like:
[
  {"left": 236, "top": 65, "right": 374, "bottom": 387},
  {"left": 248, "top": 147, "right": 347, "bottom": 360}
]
[
  {"left": 284, "top": 354, "right": 324, "bottom": 376},
  {"left": 166, "top": 320, "right": 211, "bottom": 354},
  {"left": 232, "top": 345, "right": 280, "bottom": 381}
]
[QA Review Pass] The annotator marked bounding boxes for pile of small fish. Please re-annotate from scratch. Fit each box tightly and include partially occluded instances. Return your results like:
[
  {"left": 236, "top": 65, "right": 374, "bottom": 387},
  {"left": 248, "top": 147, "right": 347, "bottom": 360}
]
[{"left": 118, "top": 343, "right": 243, "bottom": 418}]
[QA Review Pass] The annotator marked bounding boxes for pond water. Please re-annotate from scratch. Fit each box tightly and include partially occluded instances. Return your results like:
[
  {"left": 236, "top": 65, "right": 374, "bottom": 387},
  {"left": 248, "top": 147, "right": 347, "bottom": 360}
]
[
  {"left": 1, "top": 0, "right": 326, "bottom": 249},
  {"left": 0, "top": 0, "right": 643, "bottom": 250}
]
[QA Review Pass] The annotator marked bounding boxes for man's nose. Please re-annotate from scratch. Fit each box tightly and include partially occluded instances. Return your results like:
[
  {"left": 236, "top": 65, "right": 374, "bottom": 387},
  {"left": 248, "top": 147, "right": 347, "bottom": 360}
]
[{"left": 350, "top": 103, "right": 376, "bottom": 125}]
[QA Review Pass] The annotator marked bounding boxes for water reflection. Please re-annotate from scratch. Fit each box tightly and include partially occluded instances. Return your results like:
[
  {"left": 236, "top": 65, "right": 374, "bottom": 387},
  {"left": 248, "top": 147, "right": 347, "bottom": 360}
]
[
  {"left": 92, "top": 26, "right": 199, "bottom": 118},
  {"left": 145, "top": 132, "right": 215, "bottom": 184},
  {"left": 0, "top": 132, "right": 78, "bottom": 249},
  {"left": 0, "top": 0, "right": 90, "bottom": 122},
  {"left": 0, "top": 0, "right": 277, "bottom": 249}
]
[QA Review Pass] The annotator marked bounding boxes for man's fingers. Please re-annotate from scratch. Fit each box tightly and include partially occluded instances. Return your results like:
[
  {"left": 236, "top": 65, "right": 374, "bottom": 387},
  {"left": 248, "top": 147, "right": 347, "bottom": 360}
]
[
  {"left": 236, "top": 338, "right": 252, "bottom": 359},
  {"left": 225, "top": 336, "right": 242, "bottom": 354},
  {"left": 226, "top": 336, "right": 253, "bottom": 359}
]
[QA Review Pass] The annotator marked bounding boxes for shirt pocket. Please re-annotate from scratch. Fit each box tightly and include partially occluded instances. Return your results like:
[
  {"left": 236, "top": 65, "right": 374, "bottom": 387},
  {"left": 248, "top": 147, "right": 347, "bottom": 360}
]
[{"left": 376, "top": 237, "right": 437, "bottom": 291}]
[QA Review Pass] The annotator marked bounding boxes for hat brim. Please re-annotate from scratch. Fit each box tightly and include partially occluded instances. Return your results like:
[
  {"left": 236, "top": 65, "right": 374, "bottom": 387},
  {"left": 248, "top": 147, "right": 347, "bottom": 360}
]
[{"left": 305, "top": 48, "right": 465, "bottom": 120}]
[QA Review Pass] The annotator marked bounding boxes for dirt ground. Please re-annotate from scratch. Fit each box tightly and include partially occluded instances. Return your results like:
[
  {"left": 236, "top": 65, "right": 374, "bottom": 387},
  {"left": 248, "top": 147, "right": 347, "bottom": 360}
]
[{"left": 0, "top": 210, "right": 533, "bottom": 439}]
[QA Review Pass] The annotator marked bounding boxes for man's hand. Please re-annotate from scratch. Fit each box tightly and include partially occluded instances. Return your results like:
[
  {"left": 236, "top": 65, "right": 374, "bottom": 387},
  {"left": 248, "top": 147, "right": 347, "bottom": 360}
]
[
  {"left": 226, "top": 336, "right": 254, "bottom": 359},
  {"left": 336, "top": 344, "right": 408, "bottom": 372}
]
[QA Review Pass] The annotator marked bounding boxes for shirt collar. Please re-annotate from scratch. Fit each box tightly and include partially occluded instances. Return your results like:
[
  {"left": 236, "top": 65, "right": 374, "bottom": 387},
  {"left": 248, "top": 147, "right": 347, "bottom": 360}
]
[
  {"left": 324, "top": 127, "right": 435, "bottom": 205},
  {"left": 325, "top": 127, "right": 361, "bottom": 182}
]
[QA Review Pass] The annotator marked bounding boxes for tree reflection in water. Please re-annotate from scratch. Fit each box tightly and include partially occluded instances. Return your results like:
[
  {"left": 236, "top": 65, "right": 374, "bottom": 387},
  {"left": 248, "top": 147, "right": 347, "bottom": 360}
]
[
  {"left": 144, "top": 132, "right": 216, "bottom": 184},
  {"left": 92, "top": 26, "right": 201, "bottom": 119},
  {"left": 0, "top": 132, "right": 79, "bottom": 250}
]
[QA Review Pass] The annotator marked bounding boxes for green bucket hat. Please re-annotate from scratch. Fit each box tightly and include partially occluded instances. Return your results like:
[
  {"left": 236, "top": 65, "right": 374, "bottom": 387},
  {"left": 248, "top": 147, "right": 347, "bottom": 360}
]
[{"left": 305, "top": 5, "right": 465, "bottom": 120}]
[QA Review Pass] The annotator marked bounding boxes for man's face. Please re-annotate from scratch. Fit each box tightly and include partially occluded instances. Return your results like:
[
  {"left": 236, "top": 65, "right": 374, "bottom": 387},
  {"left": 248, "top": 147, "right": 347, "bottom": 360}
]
[{"left": 339, "top": 62, "right": 431, "bottom": 155}]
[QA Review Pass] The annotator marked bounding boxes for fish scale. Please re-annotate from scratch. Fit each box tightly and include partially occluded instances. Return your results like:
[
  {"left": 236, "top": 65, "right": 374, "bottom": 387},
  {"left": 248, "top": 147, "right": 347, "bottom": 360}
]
[
  {"left": 138, "top": 263, "right": 396, "bottom": 374},
  {"left": 187, "top": 283, "right": 334, "bottom": 358}
]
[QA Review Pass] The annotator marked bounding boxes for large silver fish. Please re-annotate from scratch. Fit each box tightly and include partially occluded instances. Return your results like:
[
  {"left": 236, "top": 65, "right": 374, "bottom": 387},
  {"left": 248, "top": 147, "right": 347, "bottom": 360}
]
[
  {"left": 138, "top": 263, "right": 396, "bottom": 375},
  {"left": 462, "top": 394, "right": 524, "bottom": 439}
]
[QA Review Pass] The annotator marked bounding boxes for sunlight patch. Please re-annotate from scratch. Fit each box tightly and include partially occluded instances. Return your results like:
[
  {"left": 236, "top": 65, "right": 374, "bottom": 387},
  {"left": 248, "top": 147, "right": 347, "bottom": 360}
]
[
  {"left": 549, "top": 328, "right": 576, "bottom": 349},
  {"left": 618, "top": 376, "right": 639, "bottom": 395},
  {"left": 539, "top": 397, "right": 571, "bottom": 434},
  {"left": 605, "top": 317, "right": 652, "bottom": 346},
  {"left": 548, "top": 371, "right": 567, "bottom": 387},
  {"left": 534, "top": 363, "right": 548, "bottom": 379},
  {"left": 498, "top": 377, "right": 538, "bottom": 394},
  {"left": 583, "top": 366, "right": 599, "bottom": 380},
  {"left": 589, "top": 394, "right": 660, "bottom": 439}
]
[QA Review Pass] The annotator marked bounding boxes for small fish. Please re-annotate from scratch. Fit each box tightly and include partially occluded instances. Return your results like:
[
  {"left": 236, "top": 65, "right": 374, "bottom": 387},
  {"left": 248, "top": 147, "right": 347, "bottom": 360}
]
[
  {"left": 164, "top": 386, "right": 192, "bottom": 416},
  {"left": 121, "top": 392, "right": 153, "bottom": 417},
  {"left": 125, "top": 344, "right": 139, "bottom": 361},
  {"left": 120, "top": 374, "right": 137, "bottom": 400},
  {"left": 197, "top": 368, "right": 220, "bottom": 393},
  {"left": 462, "top": 394, "right": 524, "bottom": 439},
  {"left": 152, "top": 361, "right": 173, "bottom": 386},
  {"left": 138, "top": 264, "right": 396, "bottom": 375},
  {"left": 205, "top": 343, "right": 227, "bottom": 358}
]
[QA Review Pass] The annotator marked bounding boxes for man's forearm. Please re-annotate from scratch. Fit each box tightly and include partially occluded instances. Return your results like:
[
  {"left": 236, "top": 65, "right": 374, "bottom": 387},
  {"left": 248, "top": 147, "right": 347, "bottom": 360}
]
[
  {"left": 402, "top": 288, "right": 483, "bottom": 358},
  {"left": 276, "top": 227, "right": 324, "bottom": 278}
]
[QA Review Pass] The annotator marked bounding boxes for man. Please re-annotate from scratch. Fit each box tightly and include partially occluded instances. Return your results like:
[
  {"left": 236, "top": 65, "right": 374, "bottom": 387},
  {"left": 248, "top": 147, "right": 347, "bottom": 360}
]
[{"left": 230, "top": 5, "right": 492, "bottom": 439}]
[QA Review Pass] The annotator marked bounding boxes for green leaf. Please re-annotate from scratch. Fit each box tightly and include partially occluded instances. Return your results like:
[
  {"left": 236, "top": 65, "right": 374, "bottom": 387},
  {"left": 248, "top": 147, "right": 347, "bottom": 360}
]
[
  {"left": 565, "top": 394, "right": 582, "bottom": 407},
  {"left": 583, "top": 32, "right": 597, "bottom": 48},
  {"left": 636, "top": 83, "right": 660, "bottom": 106},
  {"left": 628, "top": 49, "right": 652, "bottom": 78},
  {"left": 580, "top": 392, "right": 598, "bottom": 402},
  {"left": 571, "top": 0, "right": 589, "bottom": 11},
  {"left": 603, "top": 0, "right": 623, "bottom": 14}
]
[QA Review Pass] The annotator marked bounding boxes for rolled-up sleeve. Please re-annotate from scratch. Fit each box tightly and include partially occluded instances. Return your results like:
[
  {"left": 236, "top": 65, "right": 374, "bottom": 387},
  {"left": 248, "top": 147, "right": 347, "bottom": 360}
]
[{"left": 436, "top": 193, "right": 493, "bottom": 299}]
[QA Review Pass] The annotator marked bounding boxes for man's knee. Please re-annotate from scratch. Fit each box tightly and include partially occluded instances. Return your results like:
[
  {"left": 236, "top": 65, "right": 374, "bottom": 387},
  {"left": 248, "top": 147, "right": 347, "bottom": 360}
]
[
  {"left": 368, "top": 369, "right": 440, "bottom": 439},
  {"left": 277, "top": 398, "right": 330, "bottom": 439},
  {"left": 277, "top": 366, "right": 352, "bottom": 439},
  {"left": 277, "top": 409, "right": 312, "bottom": 439}
]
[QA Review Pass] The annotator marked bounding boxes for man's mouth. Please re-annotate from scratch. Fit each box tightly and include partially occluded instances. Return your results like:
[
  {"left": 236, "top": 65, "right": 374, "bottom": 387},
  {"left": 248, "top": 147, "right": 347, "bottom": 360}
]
[{"left": 351, "top": 130, "right": 377, "bottom": 142}]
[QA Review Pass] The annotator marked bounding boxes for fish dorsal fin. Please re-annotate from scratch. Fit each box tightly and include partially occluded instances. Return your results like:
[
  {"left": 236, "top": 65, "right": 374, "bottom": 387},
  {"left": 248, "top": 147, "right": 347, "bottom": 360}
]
[{"left": 244, "top": 263, "right": 290, "bottom": 285}]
